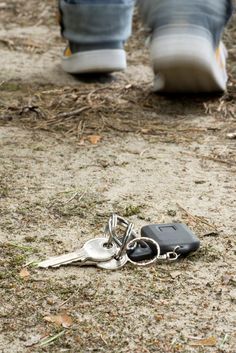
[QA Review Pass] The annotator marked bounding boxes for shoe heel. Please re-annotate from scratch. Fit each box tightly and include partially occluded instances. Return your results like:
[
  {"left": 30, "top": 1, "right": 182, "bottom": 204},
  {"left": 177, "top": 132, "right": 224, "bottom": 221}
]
[{"left": 150, "top": 26, "right": 227, "bottom": 92}]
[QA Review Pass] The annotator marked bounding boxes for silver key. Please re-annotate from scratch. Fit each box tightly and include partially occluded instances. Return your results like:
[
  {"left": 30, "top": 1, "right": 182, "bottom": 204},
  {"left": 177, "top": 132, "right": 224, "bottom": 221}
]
[
  {"left": 37, "top": 237, "right": 117, "bottom": 268},
  {"left": 76, "top": 254, "right": 128, "bottom": 270}
]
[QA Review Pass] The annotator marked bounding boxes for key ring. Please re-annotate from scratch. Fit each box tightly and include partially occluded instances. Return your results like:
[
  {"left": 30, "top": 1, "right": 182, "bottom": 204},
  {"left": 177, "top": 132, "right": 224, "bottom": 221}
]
[
  {"left": 115, "top": 222, "right": 134, "bottom": 260},
  {"left": 126, "top": 237, "right": 160, "bottom": 267},
  {"left": 105, "top": 214, "right": 135, "bottom": 247},
  {"left": 158, "top": 246, "right": 181, "bottom": 261}
]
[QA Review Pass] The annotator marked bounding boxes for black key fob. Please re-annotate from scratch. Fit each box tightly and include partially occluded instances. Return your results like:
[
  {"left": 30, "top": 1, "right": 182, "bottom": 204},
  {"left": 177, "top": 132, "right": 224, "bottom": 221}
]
[{"left": 127, "top": 223, "right": 200, "bottom": 262}]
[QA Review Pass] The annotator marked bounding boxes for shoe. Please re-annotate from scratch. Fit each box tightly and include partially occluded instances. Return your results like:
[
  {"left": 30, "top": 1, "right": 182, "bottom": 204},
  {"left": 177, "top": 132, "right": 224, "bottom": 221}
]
[
  {"left": 150, "top": 26, "right": 228, "bottom": 93},
  {"left": 62, "top": 41, "right": 127, "bottom": 74}
]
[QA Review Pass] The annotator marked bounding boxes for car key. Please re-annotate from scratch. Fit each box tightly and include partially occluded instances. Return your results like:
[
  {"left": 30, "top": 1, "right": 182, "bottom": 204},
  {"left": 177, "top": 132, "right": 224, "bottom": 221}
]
[
  {"left": 73, "top": 254, "right": 129, "bottom": 270},
  {"left": 127, "top": 223, "right": 200, "bottom": 262}
]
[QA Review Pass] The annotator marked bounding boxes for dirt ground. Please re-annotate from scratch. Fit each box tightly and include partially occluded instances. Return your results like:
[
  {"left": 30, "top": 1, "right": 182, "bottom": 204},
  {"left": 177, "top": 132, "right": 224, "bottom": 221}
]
[{"left": 0, "top": 1, "right": 236, "bottom": 352}]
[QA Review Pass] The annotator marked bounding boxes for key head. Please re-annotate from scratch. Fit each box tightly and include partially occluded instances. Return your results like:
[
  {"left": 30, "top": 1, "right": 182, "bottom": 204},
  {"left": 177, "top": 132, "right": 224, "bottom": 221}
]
[
  {"left": 97, "top": 255, "right": 128, "bottom": 270},
  {"left": 84, "top": 237, "right": 117, "bottom": 262}
]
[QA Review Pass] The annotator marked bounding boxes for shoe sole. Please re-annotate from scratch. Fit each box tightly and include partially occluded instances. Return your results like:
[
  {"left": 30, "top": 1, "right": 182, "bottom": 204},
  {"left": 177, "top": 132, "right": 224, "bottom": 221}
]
[
  {"left": 151, "top": 33, "right": 227, "bottom": 93},
  {"left": 62, "top": 49, "right": 126, "bottom": 74}
]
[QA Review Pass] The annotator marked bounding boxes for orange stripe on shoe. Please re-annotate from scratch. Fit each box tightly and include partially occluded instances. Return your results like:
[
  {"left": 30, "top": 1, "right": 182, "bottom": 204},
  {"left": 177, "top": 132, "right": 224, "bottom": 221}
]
[
  {"left": 64, "top": 47, "right": 72, "bottom": 57},
  {"left": 215, "top": 47, "right": 225, "bottom": 69}
]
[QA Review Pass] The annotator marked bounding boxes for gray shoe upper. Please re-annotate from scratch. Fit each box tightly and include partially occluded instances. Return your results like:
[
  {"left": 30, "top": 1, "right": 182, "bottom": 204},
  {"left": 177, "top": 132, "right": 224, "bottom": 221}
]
[{"left": 138, "top": 0, "right": 233, "bottom": 48}]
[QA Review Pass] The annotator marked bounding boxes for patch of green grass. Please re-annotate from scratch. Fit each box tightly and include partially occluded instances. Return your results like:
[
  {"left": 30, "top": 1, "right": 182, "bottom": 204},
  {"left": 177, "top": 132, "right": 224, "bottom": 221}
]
[
  {"left": 0, "top": 82, "right": 21, "bottom": 92},
  {"left": 124, "top": 204, "right": 142, "bottom": 217}
]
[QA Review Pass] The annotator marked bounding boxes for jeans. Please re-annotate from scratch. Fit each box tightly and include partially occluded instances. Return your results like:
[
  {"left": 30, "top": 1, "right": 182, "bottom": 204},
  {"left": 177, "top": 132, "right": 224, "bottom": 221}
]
[{"left": 59, "top": 0, "right": 233, "bottom": 48}]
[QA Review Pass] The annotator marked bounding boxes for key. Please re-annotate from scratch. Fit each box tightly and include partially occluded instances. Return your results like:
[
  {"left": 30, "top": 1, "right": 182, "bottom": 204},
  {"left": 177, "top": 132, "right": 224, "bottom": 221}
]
[
  {"left": 75, "top": 255, "right": 129, "bottom": 270},
  {"left": 53, "top": 237, "right": 159, "bottom": 271},
  {"left": 37, "top": 237, "right": 117, "bottom": 268}
]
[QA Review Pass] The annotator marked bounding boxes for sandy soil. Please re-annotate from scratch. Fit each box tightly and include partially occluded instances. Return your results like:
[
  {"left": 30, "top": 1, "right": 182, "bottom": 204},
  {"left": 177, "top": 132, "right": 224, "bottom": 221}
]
[{"left": 0, "top": 1, "right": 236, "bottom": 352}]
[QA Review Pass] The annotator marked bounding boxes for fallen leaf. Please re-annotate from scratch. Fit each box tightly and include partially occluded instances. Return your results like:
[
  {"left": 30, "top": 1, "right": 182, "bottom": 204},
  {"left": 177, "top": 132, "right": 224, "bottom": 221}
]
[
  {"left": 87, "top": 135, "right": 102, "bottom": 144},
  {"left": 189, "top": 336, "right": 217, "bottom": 347},
  {"left": 155, "top": 314, "right": 164, "bottom": 322},
  {"left": 44, "top": 314, "right": 73, "bottom": 328},
  {"left": 19, "top": 268, "right": 30, "bottom": 279}
]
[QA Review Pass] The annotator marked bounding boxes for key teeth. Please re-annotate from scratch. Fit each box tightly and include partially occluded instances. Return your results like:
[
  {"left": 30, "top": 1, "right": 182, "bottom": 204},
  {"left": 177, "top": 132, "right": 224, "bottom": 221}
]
[
  {"left": 37, "top": 263, "right": 50, "bottom": 268},
  {"left": 37, "top": 260, "right": 55, "bottom": 268}
]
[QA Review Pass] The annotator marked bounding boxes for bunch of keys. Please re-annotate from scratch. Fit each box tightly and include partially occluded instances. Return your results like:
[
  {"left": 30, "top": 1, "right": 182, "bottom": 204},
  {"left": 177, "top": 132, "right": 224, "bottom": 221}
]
[{"left": 37, "top": 214, "right": 200, "bottom": 270}]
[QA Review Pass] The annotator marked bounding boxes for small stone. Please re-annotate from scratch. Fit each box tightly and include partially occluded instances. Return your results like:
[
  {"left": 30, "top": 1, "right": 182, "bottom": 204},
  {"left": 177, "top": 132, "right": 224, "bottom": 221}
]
[{"left": 229, "top": 289, "right": 236, "bottom": 302}]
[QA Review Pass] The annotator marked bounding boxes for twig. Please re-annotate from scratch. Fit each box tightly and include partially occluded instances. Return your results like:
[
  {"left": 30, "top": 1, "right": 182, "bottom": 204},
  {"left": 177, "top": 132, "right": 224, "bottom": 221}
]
[
  {"left": 139, "top": 149, "right": 149, "bottom": 157},
  {"left": 100, "top": 335, "right": 108, "bottom": 345},
  {"left": 37, "top": 331, "right": 65, "bottom": 347},
  {"left": 63, "top": 192, "right": 79, "bottom": 205},
  {"left": 201, "top": 155, "right": 236, "bottom": 167},
  {"left": 59, "top": 293, "right": 76, "bottom": 308},
  {"left": 176, "top": 203, "right": 217, "bottom": 230},
  {"left": 220, "top": 334, "right": 229, "bottom": 349},
  {"left": 55, "top": 106, "right": 90, "bottom": 120},
  {"left": 63, "top": 189, "right": 87, "bottom": 205},
  {"left": 87, "top": 87, "right": 110, "bottom": 106}
]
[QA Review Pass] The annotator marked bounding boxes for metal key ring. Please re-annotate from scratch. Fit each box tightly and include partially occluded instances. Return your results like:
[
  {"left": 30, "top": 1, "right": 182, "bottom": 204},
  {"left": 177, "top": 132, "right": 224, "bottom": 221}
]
[
  {"left": 105, "top": 214, "right": 135, "bottom": 247},
  {"left": 115, "top": 222, "right": 134, "bottom": 260},
  {"left": 126, "top": 237, "right": 160, "bottom": 267}
]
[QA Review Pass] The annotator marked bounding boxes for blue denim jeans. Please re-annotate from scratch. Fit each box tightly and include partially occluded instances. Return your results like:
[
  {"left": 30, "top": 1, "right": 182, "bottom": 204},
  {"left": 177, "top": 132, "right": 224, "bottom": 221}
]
[{"left": 59, "top": 0, "right": 233, "bottom": 47}]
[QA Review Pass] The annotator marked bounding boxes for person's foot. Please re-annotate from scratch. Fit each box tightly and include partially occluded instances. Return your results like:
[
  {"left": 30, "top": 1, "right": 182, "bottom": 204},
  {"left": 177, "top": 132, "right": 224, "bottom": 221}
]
[
  {"left": 62, "top": 41, "right": 127, "bottom": 74},
  {"left": 150, "top": 26, "right": 228, "bottom": 93}
]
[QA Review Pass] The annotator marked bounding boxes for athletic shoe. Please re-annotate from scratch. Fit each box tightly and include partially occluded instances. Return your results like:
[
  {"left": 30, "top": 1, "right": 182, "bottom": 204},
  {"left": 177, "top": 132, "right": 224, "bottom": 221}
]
[
  {"left": 62, "top": 41, "right": 127, "bottom": 74},
  {"left": 150, "top": 26, "right": 228, "bottom": 93}
]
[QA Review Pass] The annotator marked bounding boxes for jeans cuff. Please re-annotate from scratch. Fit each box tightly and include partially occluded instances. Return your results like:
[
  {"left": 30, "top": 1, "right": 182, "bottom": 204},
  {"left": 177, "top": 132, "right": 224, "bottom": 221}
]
[{"left": 59, "top": 0, "right": 134, "bottom": 43}]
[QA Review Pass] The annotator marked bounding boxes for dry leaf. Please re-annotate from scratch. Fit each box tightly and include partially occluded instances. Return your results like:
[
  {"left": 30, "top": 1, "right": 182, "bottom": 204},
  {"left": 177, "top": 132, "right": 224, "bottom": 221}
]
[
  {"left": 19, "top": 268, "right": 30, "bottom": 279},
  {"left": 87, "top": 135, "right": 102, "bottom": 144},
  {"left": 44, "top": 314, "right": 73, "bottom": 328},
  {"left": 189, "top": 336, "right": 217, "bottom": 347},
  {"left": 155, "top": 314, "right": 164, "bottom": 322}
]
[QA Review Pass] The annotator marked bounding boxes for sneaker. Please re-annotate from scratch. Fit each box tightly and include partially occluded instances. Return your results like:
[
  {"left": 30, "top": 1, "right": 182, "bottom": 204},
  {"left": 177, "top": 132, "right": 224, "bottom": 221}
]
[
  {"left": 62, "top": 41, "right": 127, "bottom": 74},
  {"left": 150, "top": 26, "right": 228, "bottom": 93}
]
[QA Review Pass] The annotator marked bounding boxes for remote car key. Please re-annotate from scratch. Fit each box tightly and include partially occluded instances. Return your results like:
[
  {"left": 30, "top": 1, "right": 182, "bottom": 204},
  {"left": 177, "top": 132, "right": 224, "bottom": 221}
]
[{"left": 127, "top": 223, "right": 200, "bottom": 262}]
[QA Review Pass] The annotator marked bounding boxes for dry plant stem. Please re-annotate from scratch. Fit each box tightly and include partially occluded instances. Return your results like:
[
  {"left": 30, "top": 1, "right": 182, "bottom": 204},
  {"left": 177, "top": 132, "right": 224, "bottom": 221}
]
[
  {"left": 176, "top": 203, "right": 217, "bottom": 231},
  {"left": 55, "top": 106, "right": 90, "bottom": 120}
]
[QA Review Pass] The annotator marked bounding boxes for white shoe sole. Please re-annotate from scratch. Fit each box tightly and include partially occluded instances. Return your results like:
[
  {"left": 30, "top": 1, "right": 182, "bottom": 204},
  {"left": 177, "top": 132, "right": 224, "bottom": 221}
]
[
  {"left": 62, "top": 49, "right": 127, "bottom": 74},
  {"left": 151, "top": 32, "right": 227, "bottom": 93}
]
